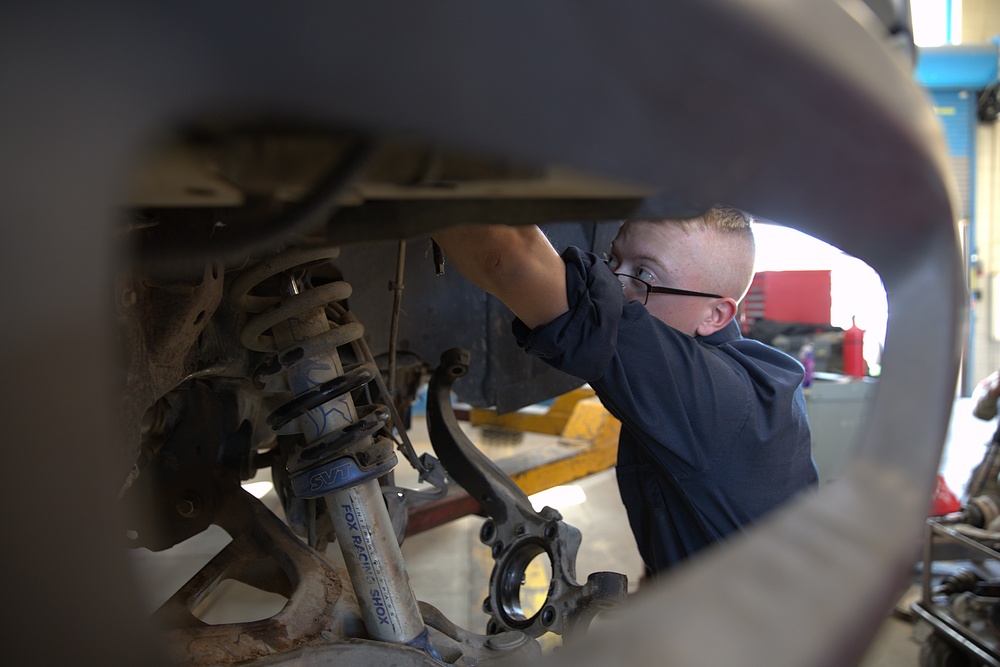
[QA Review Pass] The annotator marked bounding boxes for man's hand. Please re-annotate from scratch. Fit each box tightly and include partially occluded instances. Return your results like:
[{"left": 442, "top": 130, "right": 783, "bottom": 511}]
[
  {"left": 432, "top": 224, "right": 569, "bottom": 329},
  {"left": 973, "top": 370, "right": 1000, "bottom": 421}
]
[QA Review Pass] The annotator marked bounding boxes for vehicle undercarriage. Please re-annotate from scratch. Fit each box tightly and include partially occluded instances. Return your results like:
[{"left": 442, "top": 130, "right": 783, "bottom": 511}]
[{"left": 115, "top": 133, "right": 638, "bottom": 662}]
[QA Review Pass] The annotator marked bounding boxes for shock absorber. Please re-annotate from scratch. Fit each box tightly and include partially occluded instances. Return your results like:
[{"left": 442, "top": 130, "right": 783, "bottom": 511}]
[{"left": 230, "top": 246, "right": 437, "bottom": 656}]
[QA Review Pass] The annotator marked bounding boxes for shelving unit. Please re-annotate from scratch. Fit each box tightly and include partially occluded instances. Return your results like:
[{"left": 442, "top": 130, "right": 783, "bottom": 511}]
[{"left": 912, "top": 519, "right": 1000, "bottom": 666}]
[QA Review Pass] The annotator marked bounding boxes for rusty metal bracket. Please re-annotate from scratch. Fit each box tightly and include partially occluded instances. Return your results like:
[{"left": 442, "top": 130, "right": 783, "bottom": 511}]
[
  {"left": 146, "top": 483, "right": 547, "bottom": 665},
  {"left": 425, "top": 348, "right": 627, "bottom": 640},
  {"left": 149, "top": 488, "right": 367, "bottom": 665}
]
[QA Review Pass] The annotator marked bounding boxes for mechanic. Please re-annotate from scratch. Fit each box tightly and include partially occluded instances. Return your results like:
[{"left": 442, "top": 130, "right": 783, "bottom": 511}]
[{"left": 432, "top": 205, "right": 818, "bottom": 576}]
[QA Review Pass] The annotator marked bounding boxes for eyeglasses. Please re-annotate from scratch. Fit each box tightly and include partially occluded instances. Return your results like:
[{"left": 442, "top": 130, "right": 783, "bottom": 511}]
[{"left": 612, "top": 272, "right": 723, "bottom": 305}]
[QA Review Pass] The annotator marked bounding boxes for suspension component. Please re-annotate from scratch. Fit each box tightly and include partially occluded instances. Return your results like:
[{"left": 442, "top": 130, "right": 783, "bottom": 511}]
[
  {"left": 942, "top": 495, "right": 1000, "bottom": 529},
  {"left": 230, "top": 245, "right": 437, "bottom": 657},
  {"left": 426, "top": 348, "right": 629, "bottom": 641}
]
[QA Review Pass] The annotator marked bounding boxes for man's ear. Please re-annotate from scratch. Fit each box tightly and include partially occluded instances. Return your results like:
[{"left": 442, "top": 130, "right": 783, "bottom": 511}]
[{"left": 694, "top": 298, "right": 738, "bottom": 337}]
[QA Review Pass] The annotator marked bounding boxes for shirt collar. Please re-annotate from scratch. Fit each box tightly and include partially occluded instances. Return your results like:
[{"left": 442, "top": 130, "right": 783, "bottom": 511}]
[{"left": 699, "top": 319, "right": 742, "bottom": 345}]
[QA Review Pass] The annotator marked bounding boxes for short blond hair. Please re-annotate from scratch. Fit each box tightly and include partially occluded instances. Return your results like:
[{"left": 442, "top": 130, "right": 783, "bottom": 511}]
[
  {"left": 677, "top": 204, "right": 755, "bottom": 234},
  {"left": 645, "top": 205, "right": 756, "bottom": 301}
]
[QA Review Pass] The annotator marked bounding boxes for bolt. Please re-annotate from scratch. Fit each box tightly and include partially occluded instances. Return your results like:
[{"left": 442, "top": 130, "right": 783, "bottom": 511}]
[
  {"left": 544, "top": 523, "right": 558, "bottom": 540},
  {"left": 480, "top": 519, "right": 496, "bottom": 544},
  {"left": 541, "top": 606, "right": 556, "bottom": 627},
  {"left": 119, "top": 287, "right": 137, "bottom": 308},
  {"left": 176, "top": 495, "right": 199, "bottom": 518}
]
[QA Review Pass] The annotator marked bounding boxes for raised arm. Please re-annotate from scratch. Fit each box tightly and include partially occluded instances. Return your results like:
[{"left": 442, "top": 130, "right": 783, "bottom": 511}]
[{"left": 432, "top": 224, "right": 569, "bottom": 329}]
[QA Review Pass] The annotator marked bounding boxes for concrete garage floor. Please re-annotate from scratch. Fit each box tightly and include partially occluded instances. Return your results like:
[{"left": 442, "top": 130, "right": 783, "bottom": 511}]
[{"left": 127, "top": 399, "right": 1000, "bottom": 665}]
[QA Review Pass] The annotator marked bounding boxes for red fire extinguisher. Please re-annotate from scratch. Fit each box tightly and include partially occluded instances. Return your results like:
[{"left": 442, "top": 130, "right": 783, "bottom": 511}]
[{"left": 844, "top": 317, "right": 865, "bottom": 378}]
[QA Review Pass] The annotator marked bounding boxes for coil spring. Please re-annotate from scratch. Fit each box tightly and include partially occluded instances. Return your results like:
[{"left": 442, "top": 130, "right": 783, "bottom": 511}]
[{"left": 230, "top": 246, "right": 395, "bottom": 497}]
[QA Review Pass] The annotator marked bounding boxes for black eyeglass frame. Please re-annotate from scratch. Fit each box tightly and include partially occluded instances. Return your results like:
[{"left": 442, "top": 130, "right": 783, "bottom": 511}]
[{"left": 612, "top": 272, "right": 724, "bottom": 304}]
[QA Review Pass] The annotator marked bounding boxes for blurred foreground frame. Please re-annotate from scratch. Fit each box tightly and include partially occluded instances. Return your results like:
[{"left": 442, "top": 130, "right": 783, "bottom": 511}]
[{"left": 0, "top": 2, "right": 961, "bottom": 666}]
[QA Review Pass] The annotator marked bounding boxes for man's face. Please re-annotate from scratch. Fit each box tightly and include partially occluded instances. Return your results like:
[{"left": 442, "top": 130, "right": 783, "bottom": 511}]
[{"left": 607, "top": 221, "right": 721, "bottom": 336}]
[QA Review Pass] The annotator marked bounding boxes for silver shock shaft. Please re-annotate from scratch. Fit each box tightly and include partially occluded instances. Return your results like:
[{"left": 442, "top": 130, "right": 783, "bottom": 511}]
[
  {"left": 269, "top": 282, "right": 429, "bottom": 648},
  {"left": 326, "top": 483, "right": 427, "bottom": 643}
]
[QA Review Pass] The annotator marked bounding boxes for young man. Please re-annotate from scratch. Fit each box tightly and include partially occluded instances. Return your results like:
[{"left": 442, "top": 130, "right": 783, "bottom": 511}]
[{"left": 432, "top": 206, "right": 818, "bottom": 575}]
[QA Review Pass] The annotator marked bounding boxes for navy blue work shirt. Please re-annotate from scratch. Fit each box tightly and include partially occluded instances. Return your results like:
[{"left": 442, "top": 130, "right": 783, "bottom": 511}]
[{"left": 512, "top": 247, "right": 818, "bottom": 573}]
